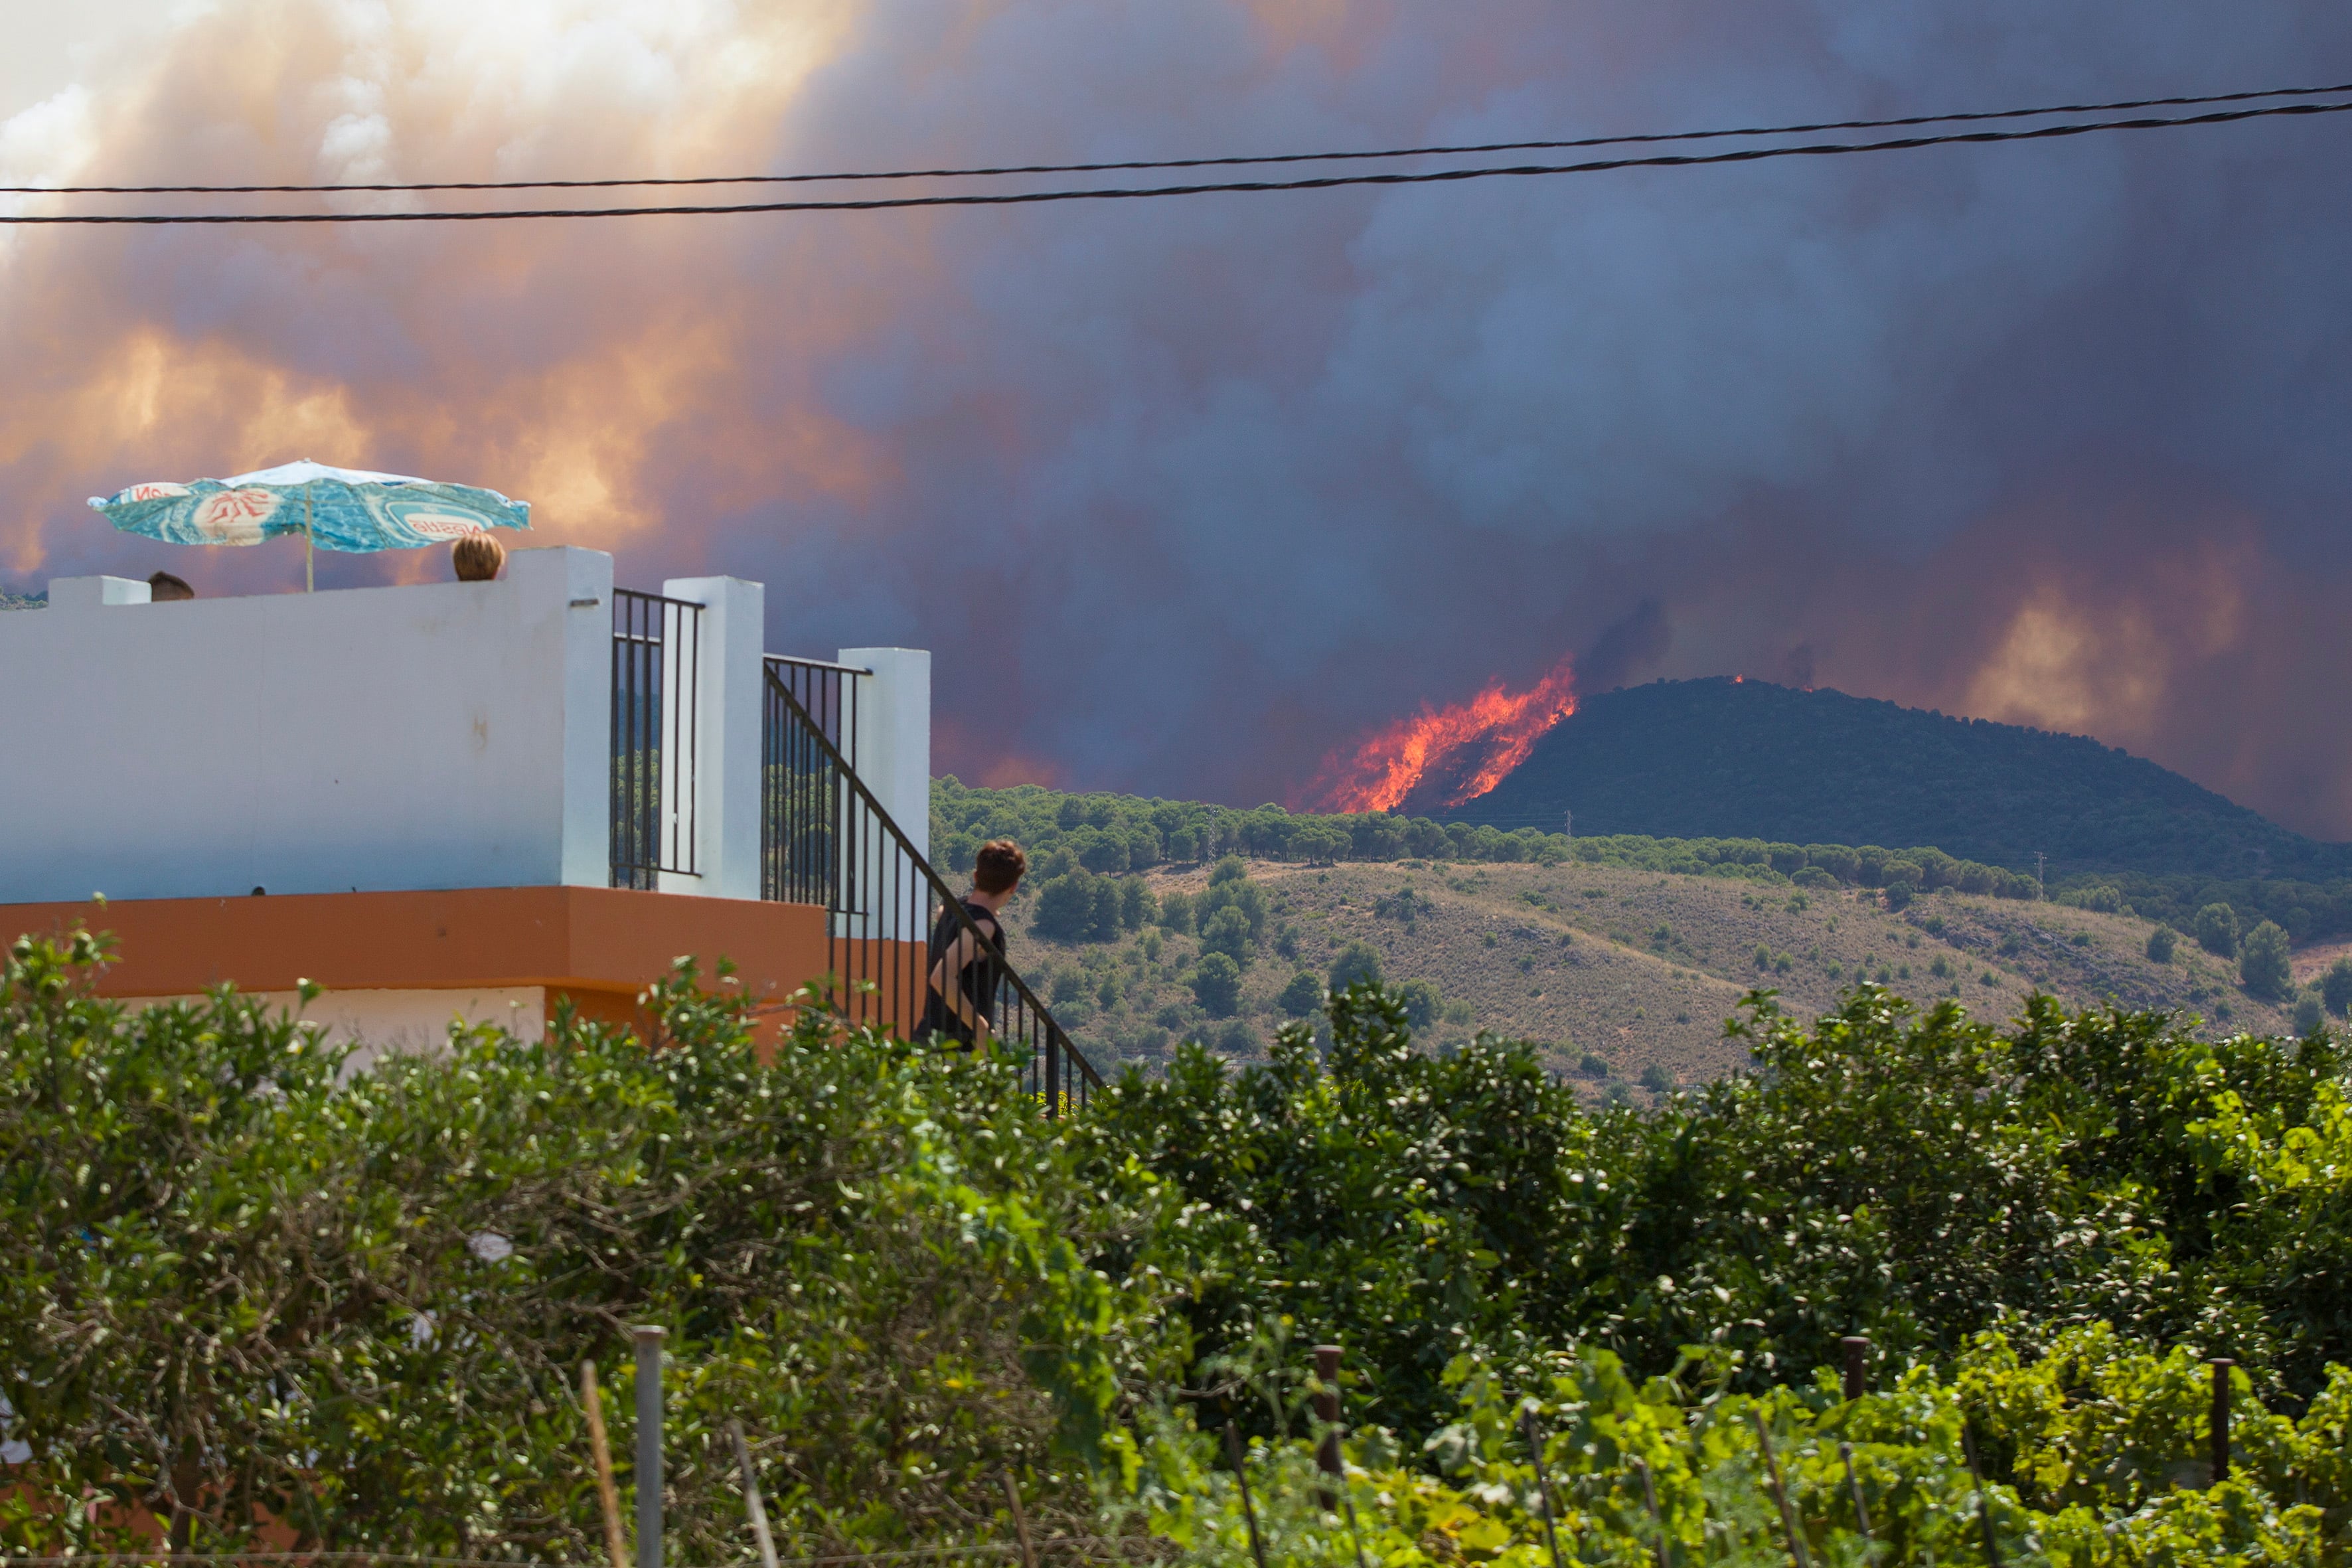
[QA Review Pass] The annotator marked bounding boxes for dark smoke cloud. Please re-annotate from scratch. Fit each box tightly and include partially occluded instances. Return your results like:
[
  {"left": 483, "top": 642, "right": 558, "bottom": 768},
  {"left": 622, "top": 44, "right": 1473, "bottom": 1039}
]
[
  {"left": 7, "top": 2, "right": 2352, "bottom": 834},
  {"left": 1577, "top": 599, "right": 1674, "bottom": 695}
]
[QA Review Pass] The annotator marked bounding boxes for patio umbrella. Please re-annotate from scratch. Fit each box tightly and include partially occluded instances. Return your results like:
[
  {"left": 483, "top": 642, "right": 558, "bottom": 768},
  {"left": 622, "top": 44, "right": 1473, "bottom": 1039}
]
[{"left": 88, "top": 459, "right": 531, "bottom": 591}]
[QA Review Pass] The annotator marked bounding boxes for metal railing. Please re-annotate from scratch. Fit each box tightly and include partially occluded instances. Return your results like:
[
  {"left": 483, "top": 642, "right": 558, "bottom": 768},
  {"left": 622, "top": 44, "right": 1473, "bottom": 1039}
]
[
  {"left": 761, "top": 660, "right": 1103, "bottom": 1113},
  {"left": 761, "top": 655, "right": 864, "bottom": 906},
  {"left": 611, "top": 589, "right": 703, "bottom": 889}
]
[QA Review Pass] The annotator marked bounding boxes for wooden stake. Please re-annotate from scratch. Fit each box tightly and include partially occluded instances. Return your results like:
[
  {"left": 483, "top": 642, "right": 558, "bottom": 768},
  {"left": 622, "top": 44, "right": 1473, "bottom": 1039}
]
[
  {"left": 1225, "top": 1423, "right": 1269, "bottom": 1568},
  {"left": 1749, "top": 1411, "right": 1811, "bottom": 1568},
  {"left": 1838, "top": 1442, "right": 1874, "bottom": 1547},
  {"left": 1520, "top": 1407, "right": 1566, "bottom": 1568},
  {"left": 582, "top": 1362, "right": 631, "bottom": 1568},
  {"left": 1634, "top": 1456, "right": 1668, "bottom": 1568},
  {"left": 1960, "top": 1425, "right": 2004, "bottom": 1568},
  {"left": 731, "top": 1421, "right": 780, "bottom": 1568},
  {"left": 2210, "top": 1360, "right": 2234, "bottom": 1486},
  {"left": 1000, "top": 1472, "right": 1037, "bottom": 1568}
]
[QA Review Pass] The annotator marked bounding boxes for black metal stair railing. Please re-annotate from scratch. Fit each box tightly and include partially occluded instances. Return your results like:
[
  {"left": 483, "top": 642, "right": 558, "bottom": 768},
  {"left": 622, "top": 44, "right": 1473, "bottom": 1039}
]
[
  {"left": 761, "top": 658, "right": 1103, "bottom": 1113},
  {"left": 609, "top": 588, "right": 703, "bottom": 889}
]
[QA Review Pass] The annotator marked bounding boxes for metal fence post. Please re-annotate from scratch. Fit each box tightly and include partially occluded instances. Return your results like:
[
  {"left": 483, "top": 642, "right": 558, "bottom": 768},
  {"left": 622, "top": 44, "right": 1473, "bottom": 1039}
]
[
  {"left": 635, "top": 1326, "right": 666, "bottom": 1568},
  {"left": 1841, "top": 1336, "right": 1870, "bottom": 1402}
]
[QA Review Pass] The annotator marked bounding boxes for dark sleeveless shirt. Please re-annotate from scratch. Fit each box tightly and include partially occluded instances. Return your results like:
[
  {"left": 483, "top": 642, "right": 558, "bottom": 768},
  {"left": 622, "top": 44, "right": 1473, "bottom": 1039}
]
[{"left": 922, "top": 898, "right": 1006, "bottom": 1045}]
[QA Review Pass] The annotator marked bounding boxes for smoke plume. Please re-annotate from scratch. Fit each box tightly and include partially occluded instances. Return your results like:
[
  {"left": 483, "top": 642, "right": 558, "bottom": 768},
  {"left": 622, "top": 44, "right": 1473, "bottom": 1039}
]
[{"left": 7, "top": 2, "right": 2352, "bottom": 834}]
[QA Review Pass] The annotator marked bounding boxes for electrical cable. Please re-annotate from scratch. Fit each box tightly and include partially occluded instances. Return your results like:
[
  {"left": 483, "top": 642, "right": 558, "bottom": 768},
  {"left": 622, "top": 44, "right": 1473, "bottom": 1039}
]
[
  {"left": 9, "top": 78, "right": 2351, "bottom": 196},
  {"left": 4, "top": 97, "right": 2347, "bottom": 224}
]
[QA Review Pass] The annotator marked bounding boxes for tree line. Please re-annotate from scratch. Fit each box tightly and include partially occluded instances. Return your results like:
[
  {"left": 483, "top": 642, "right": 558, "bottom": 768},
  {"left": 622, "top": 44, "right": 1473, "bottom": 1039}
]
[
  {"left": 7, "top": 923, "right": 2349, "bottom": 1562},
  {"left": 940, "top": 777, "right": 2352, "bottom": 945}
]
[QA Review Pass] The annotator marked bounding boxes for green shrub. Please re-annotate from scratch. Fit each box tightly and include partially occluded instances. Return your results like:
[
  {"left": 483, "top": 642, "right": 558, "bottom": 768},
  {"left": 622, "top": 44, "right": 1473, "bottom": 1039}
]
[
  {"left": 2240, "top": 919, "right": 2292, "bottom": 1000},
  {"left": 2196, "top": 901, "right": 2242, "bottom": 957},
  {"left": 2292, "top": 991, "right": 2325, "bottom": 1036},
  {"left": 0, "top": 931, "right": 1172, "bottom": 1557},
  {"left": 1396, "top": 977, "right": 1440, "bottom": 1031},
  {"left": 2325, "top": 956, "right": 2352, "bottom": 1017},
  {"left": 1328, "top": 939, "right": 1383, "bottom": 994},
  {"left": 2146, "top": 924, "right": 2177, "bottom": 963},
  {"left": 1277, "top": 970, "right": 1322, "bottom": 1018},
  {"left": 1198, "top": 904, "right": 1255, "bottom": 969},
  {"left": 1187, "top": 952, "right": 1243, "bottom": 1017}
]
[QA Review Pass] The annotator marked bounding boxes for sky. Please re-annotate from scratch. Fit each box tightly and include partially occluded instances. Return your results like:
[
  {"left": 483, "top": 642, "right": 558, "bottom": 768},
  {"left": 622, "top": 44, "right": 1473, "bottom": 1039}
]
[{"left": 6, "top": 2, "right": 2352, "bottom": 836}]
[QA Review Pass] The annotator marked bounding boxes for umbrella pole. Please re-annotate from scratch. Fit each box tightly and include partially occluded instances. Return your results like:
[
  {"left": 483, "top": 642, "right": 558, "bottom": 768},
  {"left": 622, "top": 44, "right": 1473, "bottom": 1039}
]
[{"left": 304, "top": 485, "right": 314, "bottom": 591}]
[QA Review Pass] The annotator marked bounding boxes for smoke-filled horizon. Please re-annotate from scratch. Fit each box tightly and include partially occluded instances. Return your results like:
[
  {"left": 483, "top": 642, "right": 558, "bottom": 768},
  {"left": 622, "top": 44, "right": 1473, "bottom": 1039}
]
[{"left": 7, "top": 3, "right": 2352, "bottom": 837}]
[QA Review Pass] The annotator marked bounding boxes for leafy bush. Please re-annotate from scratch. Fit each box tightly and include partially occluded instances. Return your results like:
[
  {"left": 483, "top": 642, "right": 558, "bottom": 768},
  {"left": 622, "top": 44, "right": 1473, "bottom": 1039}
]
[
  {"left": 2293, "top": 991, "right": 2325, "bottom": 1036},
  {"left": 1277, "top": 970, "right": 1323, "bottom": 1018},
  {"left": 1196, "top": 859, "right": 1267, "bottom": 940},
  {"left": 1198, "top": 905, "right": 1255, "bottom": 969},
  {"left": 1329, "top": 940, "right": 1383, "bottom": 993},
  {"left": 1188, "top": 952, "right": 1243, "bottom": 1017},
  {"left": 1032, "top": 867, "right": 1126, "bottom": 941},
  {"left": 2147, "top": 923, "right": 2177, "bottom": 964},
  {"left": 0, "top": 931, "right": 1171, "bottom": 1557},
  {"left": 2241, "top": 919, "right": 2293, "bottom": 1000},
  {"left": 18, "top": 921, "right": 2352, "bottom": 1561},
  {"left": 2327, "top": 957, "right": 2352, "bottom": 1018},
  {"left": 2197, "top": 901, "right": 2242, "bottom": 957},
  {"left": 1119, "top": 1329, "right": 2352, "bottom": 1568}
]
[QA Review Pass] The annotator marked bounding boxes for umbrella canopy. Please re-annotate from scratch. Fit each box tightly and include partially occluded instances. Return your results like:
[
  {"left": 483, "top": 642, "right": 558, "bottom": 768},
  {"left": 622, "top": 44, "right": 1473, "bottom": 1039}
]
[{"left": 88, "top": 459, "right": 531, "bottom": 554}]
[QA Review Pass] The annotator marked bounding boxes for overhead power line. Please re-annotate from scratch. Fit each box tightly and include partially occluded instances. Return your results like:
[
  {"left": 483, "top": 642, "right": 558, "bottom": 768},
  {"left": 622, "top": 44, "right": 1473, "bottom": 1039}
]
[
  {"left": 9, "top": 78, "right": 2352, "bottom": 197},
  {"left": 5, "top": 98, "right": 2348, "bottom": 225}
]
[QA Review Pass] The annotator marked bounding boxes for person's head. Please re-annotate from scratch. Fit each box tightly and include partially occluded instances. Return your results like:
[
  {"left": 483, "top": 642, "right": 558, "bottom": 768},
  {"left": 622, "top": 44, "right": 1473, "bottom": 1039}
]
[
  {"left": 973, "top": 839, "right": 1027, "bottom": 901},
  {"left": 451, "top": 532, "right": 506, "bottom": 582},
  {"left": 147, "top": 571, "right": 195, "bottom": 601}
]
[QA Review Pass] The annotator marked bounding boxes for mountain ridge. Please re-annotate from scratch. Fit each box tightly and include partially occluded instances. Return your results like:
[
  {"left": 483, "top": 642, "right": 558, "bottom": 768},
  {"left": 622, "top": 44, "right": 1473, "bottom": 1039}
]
[{"left": 1435, "top": 677, "right": 2347, "bottom": 881}]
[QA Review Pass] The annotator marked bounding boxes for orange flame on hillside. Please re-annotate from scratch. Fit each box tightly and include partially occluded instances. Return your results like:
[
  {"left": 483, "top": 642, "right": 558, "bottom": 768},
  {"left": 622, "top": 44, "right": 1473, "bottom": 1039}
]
[{"left": 1308, "top": 656, "right": 1579, "bottom": 814}]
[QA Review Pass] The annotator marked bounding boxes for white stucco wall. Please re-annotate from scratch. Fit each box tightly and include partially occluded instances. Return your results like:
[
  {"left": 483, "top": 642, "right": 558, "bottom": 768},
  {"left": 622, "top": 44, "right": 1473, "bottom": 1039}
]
[
  {"left": 0, "top": 547, "right": 613, "bottom": 903},
  {"left": 840, "top": 646, "right": 931, "bottom": 862},
  {"left": 132, "top": 986, "right": 548, "bottom": 1074}
]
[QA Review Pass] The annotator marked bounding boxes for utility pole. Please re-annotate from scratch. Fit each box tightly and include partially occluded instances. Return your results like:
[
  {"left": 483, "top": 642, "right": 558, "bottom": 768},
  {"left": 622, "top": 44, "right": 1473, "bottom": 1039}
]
[{"left": 2034, "top": 850, "right": 2045, "bottom": 900}]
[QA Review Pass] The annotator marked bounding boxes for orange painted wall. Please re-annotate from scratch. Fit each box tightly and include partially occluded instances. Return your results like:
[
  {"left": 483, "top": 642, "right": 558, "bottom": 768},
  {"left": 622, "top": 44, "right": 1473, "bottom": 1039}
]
[{"left": 0, "top": 886, "right": 830, "bottom": 1012}]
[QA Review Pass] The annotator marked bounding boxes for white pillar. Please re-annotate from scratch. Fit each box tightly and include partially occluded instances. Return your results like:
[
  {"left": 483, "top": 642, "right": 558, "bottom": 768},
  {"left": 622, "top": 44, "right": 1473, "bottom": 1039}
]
[
  {"left": 837, "top": 647, "right": 931, "bottom": 943},
  {"left": 666, "top": 576, "right": 765, "bottom": 900},
  {"left": 47, "top": 575, "right": 151, "bottom": 609},
  {"left": 513, "top": 546, "right": 615, "bottom": 889},
  {"left": 837, "top": 647, "right": 930, "bottom": 864}
]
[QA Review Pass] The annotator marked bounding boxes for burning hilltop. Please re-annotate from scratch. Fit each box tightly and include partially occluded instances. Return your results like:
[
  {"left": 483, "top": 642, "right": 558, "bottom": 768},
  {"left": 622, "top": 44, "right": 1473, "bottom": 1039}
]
[{"left": 1305, "top": 655, "right": 1579, "bottom": 815}]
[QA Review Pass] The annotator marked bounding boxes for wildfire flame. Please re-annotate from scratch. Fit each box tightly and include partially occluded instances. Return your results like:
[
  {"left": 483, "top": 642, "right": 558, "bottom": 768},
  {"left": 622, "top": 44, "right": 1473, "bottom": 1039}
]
[{"left": 1308, "top": 655, "right": 1579, "bottom": 815}]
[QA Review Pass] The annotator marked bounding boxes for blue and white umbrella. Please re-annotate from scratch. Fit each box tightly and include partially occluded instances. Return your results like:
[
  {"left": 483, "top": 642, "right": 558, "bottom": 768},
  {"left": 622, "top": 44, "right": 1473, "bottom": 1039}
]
[{"left": 89, "top": 459, "right": 531, "bottom": 589}]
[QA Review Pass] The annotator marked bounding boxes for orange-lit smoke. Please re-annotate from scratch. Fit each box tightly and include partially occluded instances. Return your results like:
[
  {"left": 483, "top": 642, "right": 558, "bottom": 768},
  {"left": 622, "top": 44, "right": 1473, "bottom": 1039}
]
[{"left": 1308, "top": 655, "right": 1577, "bottom": 815}]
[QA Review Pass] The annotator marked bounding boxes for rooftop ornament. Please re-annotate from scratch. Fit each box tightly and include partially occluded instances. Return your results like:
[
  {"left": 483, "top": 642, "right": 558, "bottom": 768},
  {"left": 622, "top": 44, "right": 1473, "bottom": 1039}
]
[{"left": 88, "top": 458, "right": 531, "bottom": 591}]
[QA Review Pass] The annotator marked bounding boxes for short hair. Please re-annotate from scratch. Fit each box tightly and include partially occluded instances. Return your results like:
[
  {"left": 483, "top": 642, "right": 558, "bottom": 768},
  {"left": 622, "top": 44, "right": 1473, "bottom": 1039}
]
[
  {"left": 452, "top": 532, "right": 507, "bottom": 582},
  {"left": 147, "top": 571, "right": 195, "bottom": 601},
  {"left": 973, "top": 839, "right": 1027, "bottom": 894}
]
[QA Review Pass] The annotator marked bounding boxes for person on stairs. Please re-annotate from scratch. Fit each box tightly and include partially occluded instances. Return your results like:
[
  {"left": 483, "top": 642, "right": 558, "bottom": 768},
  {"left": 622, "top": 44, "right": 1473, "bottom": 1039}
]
[{"left": 923, "top": 838, "right": 1026, "bottom": 1049}]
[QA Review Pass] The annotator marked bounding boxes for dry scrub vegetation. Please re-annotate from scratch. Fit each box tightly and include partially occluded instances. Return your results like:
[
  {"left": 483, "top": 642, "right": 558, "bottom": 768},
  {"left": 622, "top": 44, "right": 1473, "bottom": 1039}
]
[{"left": 996, "top": 858, "right": 2298, "bottom": 1093}]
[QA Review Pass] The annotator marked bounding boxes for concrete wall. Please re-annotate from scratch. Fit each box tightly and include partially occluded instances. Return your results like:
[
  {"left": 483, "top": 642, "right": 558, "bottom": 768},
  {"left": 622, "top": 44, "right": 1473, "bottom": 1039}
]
[
  {"left": 134, "top": 986, "right": 550, "bottom": 1071},
  {"left": 840, "top": 647, "right": 932, "bottom": 864},
  {"left": 665, "top": 576, "right": 765, "bottom": 900},
  {"left": 0, "top": 547, "right": 613, "bottom": 903}
]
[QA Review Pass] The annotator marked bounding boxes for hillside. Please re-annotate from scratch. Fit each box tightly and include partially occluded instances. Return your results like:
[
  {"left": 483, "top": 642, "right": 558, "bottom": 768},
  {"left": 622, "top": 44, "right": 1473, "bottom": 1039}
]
[
  {"left": 1438, "top": 677, "right": 2349, "bottom": 883},
  {"left": 987, "top": 852, "right": 2307, "bottom": 1096}
]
